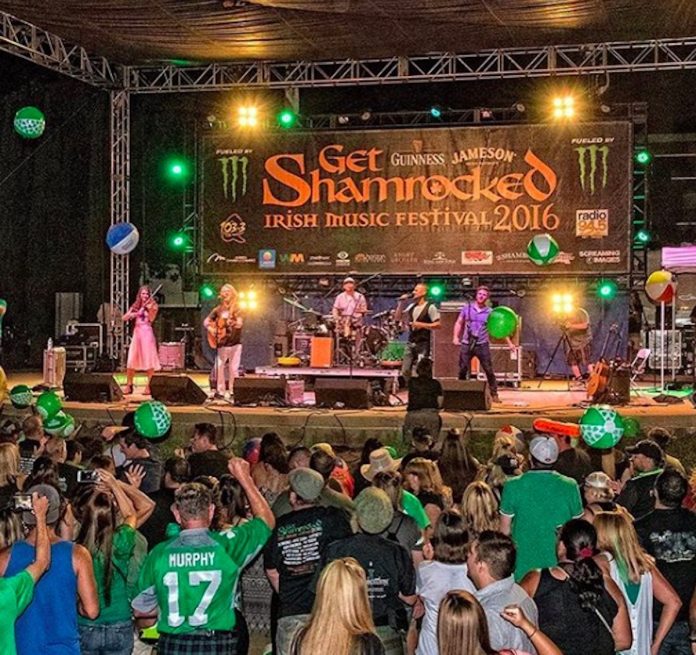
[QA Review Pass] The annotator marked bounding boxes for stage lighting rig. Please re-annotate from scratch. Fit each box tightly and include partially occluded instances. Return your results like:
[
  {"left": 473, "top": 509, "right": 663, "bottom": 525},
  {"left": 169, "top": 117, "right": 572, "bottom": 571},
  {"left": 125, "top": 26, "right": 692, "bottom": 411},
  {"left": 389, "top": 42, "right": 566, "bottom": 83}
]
[
  {"left": 238, "top": 106, "right": 258, "bottom": 127},
  {"left": 551, "top": 95, "right": 576, "bottom": 120}
]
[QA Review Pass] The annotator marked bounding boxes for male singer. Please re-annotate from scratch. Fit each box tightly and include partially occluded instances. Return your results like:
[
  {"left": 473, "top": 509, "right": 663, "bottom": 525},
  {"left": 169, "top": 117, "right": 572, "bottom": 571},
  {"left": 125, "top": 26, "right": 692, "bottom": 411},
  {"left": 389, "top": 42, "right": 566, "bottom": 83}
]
[{"left": 395, "top": 282, "right": 440, "bottom": 381}]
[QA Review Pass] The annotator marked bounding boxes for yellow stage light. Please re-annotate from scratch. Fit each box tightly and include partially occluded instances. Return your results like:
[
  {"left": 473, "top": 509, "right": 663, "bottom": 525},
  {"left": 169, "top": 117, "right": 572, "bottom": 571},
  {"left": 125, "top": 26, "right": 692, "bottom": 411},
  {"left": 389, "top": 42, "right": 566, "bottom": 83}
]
[
  {"left": 238, "top": 106, "right": 258, "bottom": 127},
  {"left": 551, "top": 291, "right": 575, "bottom": 317},
  {"left": 550, "top": 95, "right": 576, "bottom": 120}
]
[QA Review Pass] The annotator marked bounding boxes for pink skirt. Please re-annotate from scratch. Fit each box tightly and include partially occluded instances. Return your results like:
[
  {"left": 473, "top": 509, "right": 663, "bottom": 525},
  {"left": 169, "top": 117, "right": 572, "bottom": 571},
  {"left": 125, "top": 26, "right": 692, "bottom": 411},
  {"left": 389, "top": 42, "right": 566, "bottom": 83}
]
[{"left": 127, "top": 322, "right": 161, "bottom": 371}]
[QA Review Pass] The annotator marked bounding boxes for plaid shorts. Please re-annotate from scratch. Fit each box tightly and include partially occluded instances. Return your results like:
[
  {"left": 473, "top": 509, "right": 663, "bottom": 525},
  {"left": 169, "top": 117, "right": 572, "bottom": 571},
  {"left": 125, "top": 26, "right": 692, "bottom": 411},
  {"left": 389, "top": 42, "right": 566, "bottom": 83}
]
[
  {"left": 566, "top": 343, "right": 591, "bottom": 367},
  {"left": 159, "top": 630, "right": 238, "bottom": 655}
]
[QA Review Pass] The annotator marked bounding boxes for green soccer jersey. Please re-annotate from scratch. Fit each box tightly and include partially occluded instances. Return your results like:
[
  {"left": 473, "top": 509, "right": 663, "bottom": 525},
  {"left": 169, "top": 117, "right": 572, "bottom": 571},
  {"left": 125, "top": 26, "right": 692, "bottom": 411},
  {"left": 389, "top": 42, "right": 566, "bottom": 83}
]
[
  {"left": 0, "top": 570, "right": 35, "bottom": 655},
  {"left": 137, "top": 518, "right": 270, "bottom": 634}
]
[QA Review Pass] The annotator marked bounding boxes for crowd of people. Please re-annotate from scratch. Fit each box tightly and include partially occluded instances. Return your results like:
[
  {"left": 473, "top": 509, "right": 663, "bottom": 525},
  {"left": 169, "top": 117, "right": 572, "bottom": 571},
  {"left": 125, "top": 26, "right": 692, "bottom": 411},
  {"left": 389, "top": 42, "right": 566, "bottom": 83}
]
[{"left": 0, "top": 412, "right": 694, "bottom": 655}]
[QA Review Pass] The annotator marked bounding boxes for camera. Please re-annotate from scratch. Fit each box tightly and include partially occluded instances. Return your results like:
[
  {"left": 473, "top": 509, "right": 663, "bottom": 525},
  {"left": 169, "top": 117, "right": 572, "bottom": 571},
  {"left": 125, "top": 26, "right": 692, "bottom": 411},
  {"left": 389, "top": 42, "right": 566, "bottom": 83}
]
[
  {"left": 76, "top": 470, "right": 100, "bottom": 484},
  {"left": 12, "top": 494, "right": 33, "bottom": 511}
]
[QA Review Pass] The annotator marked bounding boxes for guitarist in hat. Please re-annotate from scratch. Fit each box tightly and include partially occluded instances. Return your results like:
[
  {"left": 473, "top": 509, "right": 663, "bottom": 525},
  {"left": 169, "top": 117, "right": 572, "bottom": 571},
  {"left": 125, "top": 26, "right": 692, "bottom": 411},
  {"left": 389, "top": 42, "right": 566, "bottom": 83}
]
[{"left": 204, "top": 284, "right": 243, "bottom": 400}]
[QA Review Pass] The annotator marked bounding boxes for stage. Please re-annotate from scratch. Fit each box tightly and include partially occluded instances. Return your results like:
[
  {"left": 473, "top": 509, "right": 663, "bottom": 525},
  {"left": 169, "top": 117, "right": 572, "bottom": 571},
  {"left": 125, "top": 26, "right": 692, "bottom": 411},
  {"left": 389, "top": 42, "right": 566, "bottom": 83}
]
[{"left": 4, "top": 371, "right": 696, "bottom": 461}]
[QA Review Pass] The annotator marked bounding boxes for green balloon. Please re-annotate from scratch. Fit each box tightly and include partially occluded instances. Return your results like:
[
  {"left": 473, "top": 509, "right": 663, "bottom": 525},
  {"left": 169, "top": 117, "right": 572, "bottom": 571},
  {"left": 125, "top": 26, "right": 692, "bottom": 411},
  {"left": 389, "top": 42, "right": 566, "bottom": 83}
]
[
  {"left": 9, "top": 384, "right": 33, "bottom": 409},
  {"left": 14, "top": 106, "right": 46, "bottom": 139},
  {"left": 622, "top": 416, "right": 641, "bottom": 439},
  {"left": 61, "top": 414, "right": 76, "bottom": 438},
  {"left": 134, "top": 401, "right": 172, "bottom": 439},
  {"left": 36, "top": 391, "right": 62, "bottom": 420},
  {"left": 487, "top": 306, "right": 518, "bottom": 339},
  {"left": 580, "top": 405, "right": 625, "bottom": 449},
  {"left": 43, "top": 411, "right": 69, "bottom": 436}
]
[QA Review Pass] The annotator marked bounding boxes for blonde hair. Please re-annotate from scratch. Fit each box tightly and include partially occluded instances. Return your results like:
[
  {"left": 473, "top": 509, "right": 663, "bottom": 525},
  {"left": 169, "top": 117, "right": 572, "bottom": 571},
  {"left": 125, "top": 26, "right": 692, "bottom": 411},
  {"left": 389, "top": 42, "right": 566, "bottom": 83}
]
[
  {"left": 437, "top": 590, "right": 494, "bottom": 655},
  {"left": 595, "top": 510, "right": 654, "bottom": 583},
  {"left": 293, "top": 558, "right": 376, "bottom": 655},
  {"left": 404, "top": 457, "right": 446, "bottom": 496},
  {"left": 460, "top": 481, "right": 500, "bottom": 536},
  {"left": 45, "top": 437, "right": 67, "bottom": 463},
  {"left": 0, "top": 443, "right": 20, "bottom": 487},
  {"left": 491, "top": 433, "right": 516, "bottom": 460}
]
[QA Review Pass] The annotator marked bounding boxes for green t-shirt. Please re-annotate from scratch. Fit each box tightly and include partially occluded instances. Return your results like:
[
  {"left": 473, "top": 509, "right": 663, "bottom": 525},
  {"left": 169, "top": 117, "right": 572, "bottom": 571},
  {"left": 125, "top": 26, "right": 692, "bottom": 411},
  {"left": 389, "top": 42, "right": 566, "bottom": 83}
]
[
  {"left": 137, "top": 518, "right": 271, "bottom": 635},
  {"left": 79, "top": 524, "right": 137, "bottom": 626},
  {"left": 499, "top": 470, "right": 583, "bottom": 580},
  {"left": 400, "top": 490, "right": 431, "bottom": 530},
  {"left": 0, "top": 570, "right": 35, "bottom": 655}
]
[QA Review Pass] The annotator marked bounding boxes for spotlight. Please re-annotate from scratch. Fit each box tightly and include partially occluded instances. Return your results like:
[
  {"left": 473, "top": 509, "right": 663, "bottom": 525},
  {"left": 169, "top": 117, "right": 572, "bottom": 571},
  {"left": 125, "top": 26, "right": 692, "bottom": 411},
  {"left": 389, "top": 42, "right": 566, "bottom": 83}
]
[
  {"left": 165, "top": 158, "right": 190, "bottom": 181},
  {"left": 480, "top": 109, "right": 493, "bottom": 120},
  {"left": 429, "top": 106, "right": 443, "bottom": 119},
  {"left": 551, "top": 95, "right": 576, "bottom": 120},
  {"left": 514, "top": 103, "right": 526, "bottom": 113},
  {"left": 200, "top": 283, "right": 216, "bottom": 300},
  {"left": 277, "top": 108, "right": 297, "bottom": 128},
  {"left": 634, "top": 149, "right": 653, "bottom": 166},
  {"left": 551, "top": 291, "right": 575, "bottom": 317},
  {"left": 428, "top": 282, "right": 445, "bottom": 299},
  {"left": 597, "top": 279, "right": 618, "bottom": 301},
  {"left": 238, "top": 289, "right": 259, "bottom": 311},
  {"left": 337, "top": 115, "right": 350, "bottom": 125},
  {"left": 600, "top": 103, "right": 612, "bottom": 114},
  {"left": 360, "top": 110, "right": 372, "bottom": 122},
  {"left": 238, "top": 106, "right": 258, "bottom": 127},
  {"left": 635, "top": 229, "right": 651, "bottom": 244},
  {"left": 168, "top": 232, "right": 190, "bottom": 251}
]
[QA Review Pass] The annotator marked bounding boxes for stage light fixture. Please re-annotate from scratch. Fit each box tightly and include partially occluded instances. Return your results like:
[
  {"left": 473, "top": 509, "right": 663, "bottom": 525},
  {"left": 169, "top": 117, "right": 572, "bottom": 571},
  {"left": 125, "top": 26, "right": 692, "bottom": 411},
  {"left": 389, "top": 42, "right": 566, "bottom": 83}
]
[
  {"left": 277, "top": 108, "right": 297, "bottom": 128},
  {"left": 200, "top": 283, "right": 216, "bottom": 300},
  {"left": 238, "top": 289, "right": 259, "bottom": 311},
  {"left": 337, "top": 115, "right": 350, "bottom": 125},
  {"left": 238, "top": 106, "right": 258, "bottom": 127},
  {"left": 480, "top": 109, "right": 493, "bottom": 120},
  {"left": 597, "top": 279, "right": 618, "bottom": 301},
  {"left": 634, "top": 148, "right": 653, "bottom": 165},
  {"left": 168, "top": 232, "right": 190, "bottom": 251},
  {"left": 635, "top": 229, "right": 651, "bottom": 244},
  {"left": 165, "top": 158, "right": 190, "bottom": 181},
  {"left": 429, "top": 106, "right": 443, "bottom": 119},
  {"left": 551, "top": 95, "right": 576, "bottom": 120},
  {"left": 428, "top": 283, "right": 445, "bottom": 299},
  {"left": 551, "top": 291, "right": 575, "bottom": 317}
]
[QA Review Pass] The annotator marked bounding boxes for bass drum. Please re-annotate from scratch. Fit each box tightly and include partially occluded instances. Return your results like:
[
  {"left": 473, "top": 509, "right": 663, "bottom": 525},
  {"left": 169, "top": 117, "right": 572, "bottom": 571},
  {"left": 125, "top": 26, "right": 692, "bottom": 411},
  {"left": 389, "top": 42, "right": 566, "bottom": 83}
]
[{"left": 365, "top": 326, "right": 388, "bottom": 355}]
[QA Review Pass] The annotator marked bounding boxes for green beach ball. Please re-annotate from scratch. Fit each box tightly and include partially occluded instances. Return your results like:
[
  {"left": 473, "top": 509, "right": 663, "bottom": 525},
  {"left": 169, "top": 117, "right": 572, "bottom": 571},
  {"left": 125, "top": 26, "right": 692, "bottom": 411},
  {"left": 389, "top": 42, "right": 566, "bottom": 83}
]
[
  {"left": 10, "top": 384, "right": 33, "bottom": 409},
  {"left": 134, "top": 400, "right": 172, "bottom": 439},
  {"left": 527, "top": 234, "right": 560, "bottom": 266},
  {"left": 580, "top": 405, "right": 624, "bottom": 449}
]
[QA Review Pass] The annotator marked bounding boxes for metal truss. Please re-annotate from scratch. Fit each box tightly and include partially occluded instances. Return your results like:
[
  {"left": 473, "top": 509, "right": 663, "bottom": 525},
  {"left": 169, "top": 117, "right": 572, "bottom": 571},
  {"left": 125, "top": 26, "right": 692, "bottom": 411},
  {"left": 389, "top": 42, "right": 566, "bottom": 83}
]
[
  {"left": 0, "top": 11, "right": 120, "bottom": 87},
  {"left": 109, "top": 90, "right": 131, "bottom": 362},
  {"left": 127, "top": 39, "right": 696, "bottom": 93},
  {"left": 630, "top": 103, "right": 649, "bottom": 285}
]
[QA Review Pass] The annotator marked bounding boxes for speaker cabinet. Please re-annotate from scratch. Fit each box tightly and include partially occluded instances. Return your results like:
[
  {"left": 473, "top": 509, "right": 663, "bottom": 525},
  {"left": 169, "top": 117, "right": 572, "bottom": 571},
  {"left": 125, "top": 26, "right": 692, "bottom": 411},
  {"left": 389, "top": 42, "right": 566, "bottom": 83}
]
[
  {"left": 63, "top": 373, "right": 124, "bottom": 403},
  {"left": 233, "top": 377, "right": 305, "bottom": 406},
  {"left": 433, "top": 310, "right": 460, "bottom": 378},
  {"left": 441, "top": 379, "right": 491, "bottom": 411},
  {"left": 314, "top": 378, "right": 372, "bottom": 409},
  {"left": 150, "top": 374, "right": 207, "bottom": 405}
]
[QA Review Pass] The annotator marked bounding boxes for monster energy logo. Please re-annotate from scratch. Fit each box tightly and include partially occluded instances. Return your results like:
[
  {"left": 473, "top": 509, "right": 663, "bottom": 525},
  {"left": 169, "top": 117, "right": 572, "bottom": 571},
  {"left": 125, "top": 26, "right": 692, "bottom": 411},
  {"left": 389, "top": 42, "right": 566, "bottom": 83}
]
[
  {"left": 219, "top": 156, "right": 249, "bottom": 201},
  {"left": 575, "top": 145, "right": 609, "bottom": 195}
]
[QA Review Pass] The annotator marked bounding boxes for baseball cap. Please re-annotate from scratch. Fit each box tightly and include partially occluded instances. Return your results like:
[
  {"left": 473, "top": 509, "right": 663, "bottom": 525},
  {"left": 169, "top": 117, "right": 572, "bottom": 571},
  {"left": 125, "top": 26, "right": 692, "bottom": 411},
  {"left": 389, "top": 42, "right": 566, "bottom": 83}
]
[
  {"left": 22, "top": 484, "right": 61, "bottom": 526},
  {"left": 343, "top": 277, "right": 356, "bottom": 284},
  {"left": 584, "top": 471, "right": 612, "bottom": 490},
  {"left": 625, "top": 440, "right": 663, "bottom": 463},
  {"left": 311, "top": 442, "right": 336, "bottom": 459},
  {"left": 529, "top": 435, "right": 559, "bottom": 465},
  {"left": 354, "top": 488, "right": 394, "bottom": 534},
  {"left": 289, "top": 467, "right": 325, "bottom": 502}
]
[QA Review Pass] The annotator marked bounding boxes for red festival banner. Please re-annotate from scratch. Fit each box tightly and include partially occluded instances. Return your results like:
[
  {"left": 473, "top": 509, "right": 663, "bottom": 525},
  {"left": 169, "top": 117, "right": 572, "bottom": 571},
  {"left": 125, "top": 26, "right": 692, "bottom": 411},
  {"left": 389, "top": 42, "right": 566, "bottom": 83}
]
[{"left": 201, "top": 122, "right": 632, "bottom": 275}]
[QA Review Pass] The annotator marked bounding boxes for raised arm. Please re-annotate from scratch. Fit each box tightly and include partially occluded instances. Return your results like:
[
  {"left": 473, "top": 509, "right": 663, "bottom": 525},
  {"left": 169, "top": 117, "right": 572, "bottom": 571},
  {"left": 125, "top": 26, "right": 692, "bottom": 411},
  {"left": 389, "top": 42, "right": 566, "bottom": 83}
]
[
  {"left": 25, "top": 493, "right": 51, "bottom": 582},
  {"left": 228, "top": 457, "right": 276, "bottom": 529}
]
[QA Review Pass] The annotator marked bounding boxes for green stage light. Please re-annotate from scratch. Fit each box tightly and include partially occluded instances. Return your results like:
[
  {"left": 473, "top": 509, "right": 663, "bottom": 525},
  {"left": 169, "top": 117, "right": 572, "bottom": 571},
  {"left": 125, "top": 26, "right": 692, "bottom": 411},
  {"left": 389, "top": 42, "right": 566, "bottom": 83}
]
[
  {"left": 165, "top": 158, "right": 189, "bottom": 181},
  {"left": 277, "top": 108, "right": 298, "bottom": 128},
  {"left": 429, "top": 283, "right": 445, "bottom": 299},
  {"left": 430, "top": 106, "right": 442, "bottom": 119},
  {"left": 200, "top": 283, "right": 216, "bottom": 300},
  {"left": 634, "top": 149, "right": 652, "bottom": 165},
  {"left": 168, "top": 232, "right": 189, "bottom": 251},
  {"left": 635, "top": 229, "right": 651, "bottom": 244},
  {"left": 597, "top": 279, "right": 618, "bottom": 301}
]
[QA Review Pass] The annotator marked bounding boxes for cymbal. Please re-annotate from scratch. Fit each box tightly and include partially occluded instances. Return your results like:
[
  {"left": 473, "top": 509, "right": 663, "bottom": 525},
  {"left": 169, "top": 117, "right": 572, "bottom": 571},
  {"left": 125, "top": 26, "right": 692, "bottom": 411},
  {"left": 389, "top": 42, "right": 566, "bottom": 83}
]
[{"left": 282, "top": 296, "right": 311, "bottom": 312}]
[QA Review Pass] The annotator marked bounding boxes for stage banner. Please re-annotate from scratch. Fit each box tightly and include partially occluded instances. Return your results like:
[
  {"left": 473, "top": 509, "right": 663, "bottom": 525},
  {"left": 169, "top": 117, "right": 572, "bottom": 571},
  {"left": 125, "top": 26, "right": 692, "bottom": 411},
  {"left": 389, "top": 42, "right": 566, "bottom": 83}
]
[{"left": 201, "top": 122, "right": 631, "bottom": 275}]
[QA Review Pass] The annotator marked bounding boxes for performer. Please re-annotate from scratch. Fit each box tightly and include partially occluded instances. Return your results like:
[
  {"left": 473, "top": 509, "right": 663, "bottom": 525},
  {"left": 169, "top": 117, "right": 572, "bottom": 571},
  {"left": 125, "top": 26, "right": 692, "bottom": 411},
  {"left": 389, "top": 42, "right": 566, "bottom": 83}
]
[
  {"left": 453, "top": 286, "right": 513, "bottom": 403},
  {"left": 395, "top": 282, "right": 440, "bottom": 381},
  {"left": 123, "top": 285, "right": 160, "bottom": 395},
  {"left": 563, "top": 307, "right": 593, "bottom": 382},
  {"left": 331, "top": 277, "right": 368, "bottom": 332},
  {"left": 204, "top": 284, "right": 243, "bottom": 400}
]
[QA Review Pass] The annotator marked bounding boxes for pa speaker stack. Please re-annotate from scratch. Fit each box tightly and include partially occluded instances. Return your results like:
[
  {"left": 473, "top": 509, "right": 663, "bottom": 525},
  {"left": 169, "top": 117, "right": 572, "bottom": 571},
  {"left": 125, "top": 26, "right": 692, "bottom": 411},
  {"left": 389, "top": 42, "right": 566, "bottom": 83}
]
[
  {"left": 63, "top": 373, "right": 123, "bottom": 402},
  {"left": 440, "top": 379, "right": 492, "bottom": 411},
  {"left": 314, "top": 378, "right": 372, "bottom": 409},
  {"left": 150, "top": 374, "right": 207, "bottom": 405}
]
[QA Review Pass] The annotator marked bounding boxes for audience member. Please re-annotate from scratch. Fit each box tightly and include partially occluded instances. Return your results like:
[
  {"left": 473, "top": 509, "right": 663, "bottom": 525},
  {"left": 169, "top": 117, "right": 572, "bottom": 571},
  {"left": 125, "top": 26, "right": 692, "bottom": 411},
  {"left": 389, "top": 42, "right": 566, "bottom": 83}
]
[
  {"left": 324, "top": 488, "right": 416, "bottom": 655},
  {"left": 133, "top": 459, "right": 274, "bottom": 655},
  {"left": 353, "top": 438, "right": 383, "bottom": 496},
  {"left": 0, "top": 492, "right": 51, "bottom": 655},
  {"left": 264, "top": 467, "right": 352, "bottom": 655},
  {"left": 0, "top": 484, "right": 99, "bottom": 654},
  {"left": 186, "top": 422, "right": 230, "bottom": 480},
  {"left": 118, "top": 430, "right": 162, "bottom": 494},
  {"left": 437, "top": 428, "right": 480, "bottom": 504},
  {"left": 581, "top": 471, "right": 617, "bottom": 523},
  {"left": 647, "top": 427, "right": 686, "bottom": 475},
  {"left": 520, "top": 519, "right": 631, "bottom": 655},
  {"left": 0, "top": 443, "right": 25, "bottom": 501},
  {"left": 253, "top": 432, "right": 289, "bottom": 504},
  {"left": 18, "top": 416, "right": 45, "bottom": 458},
  {"left": 635, "top": 469, "right": 696, "bottom": 654},
  {"left": 400, "top": 429, "right": 439, "bottom": 471},
  {"left": 311, "top": 443, "right": 355, "bottom": 497},
  {"left": 437, "top": 590, "right": 561, "bottom": 655},
  {"left": 291, "top": 557, "right": 385, "bottom": 655},
  {"left": 595, "top": 510, "right": 682, "bottom": 655},
  {"left": 551, "top": 434, "right": 593, "bottom": 485},
  {"left": 468, "top": 530, "right": 539, "bottom": 653},
  {"left": 500, "top": 435, "right": 583, "bottom": 579},
  {"left": 616, "top": 440, "right": 664, "bottom": 520},
  {"left": 460, "top": 481, "right": 500, "bottom": 537},
  {"left": 403, "top": 457, "right": 450, "bottom": 527},
  {"left": 416, "top": 509, "right": 475, "bottom": 655}
]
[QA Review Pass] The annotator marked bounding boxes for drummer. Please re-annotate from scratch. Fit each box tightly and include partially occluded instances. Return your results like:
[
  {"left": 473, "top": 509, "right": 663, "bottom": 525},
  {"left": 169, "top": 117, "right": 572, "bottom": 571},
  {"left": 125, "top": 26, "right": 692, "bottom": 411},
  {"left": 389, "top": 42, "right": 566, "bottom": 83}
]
[{"left": 332, "top": 277, "right": 368, "bottom": 332}]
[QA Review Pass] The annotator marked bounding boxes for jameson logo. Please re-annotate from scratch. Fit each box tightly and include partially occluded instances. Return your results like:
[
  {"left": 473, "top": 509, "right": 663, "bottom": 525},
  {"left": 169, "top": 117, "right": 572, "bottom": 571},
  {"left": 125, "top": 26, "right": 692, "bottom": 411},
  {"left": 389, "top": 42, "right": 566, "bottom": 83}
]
[
  {"left": 219, "top": 156, "right": 249, "bottom": 201},
  {"left": 575, "top": 145, "right": 609, "bottom": 195}
]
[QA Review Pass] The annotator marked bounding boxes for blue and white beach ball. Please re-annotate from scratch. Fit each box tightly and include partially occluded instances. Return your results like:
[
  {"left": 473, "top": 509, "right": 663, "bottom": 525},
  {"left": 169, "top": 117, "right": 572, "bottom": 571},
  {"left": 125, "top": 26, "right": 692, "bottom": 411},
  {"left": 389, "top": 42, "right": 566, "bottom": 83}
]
[{"left": 106, "top": 223, "right": 140, "bottom": 255}]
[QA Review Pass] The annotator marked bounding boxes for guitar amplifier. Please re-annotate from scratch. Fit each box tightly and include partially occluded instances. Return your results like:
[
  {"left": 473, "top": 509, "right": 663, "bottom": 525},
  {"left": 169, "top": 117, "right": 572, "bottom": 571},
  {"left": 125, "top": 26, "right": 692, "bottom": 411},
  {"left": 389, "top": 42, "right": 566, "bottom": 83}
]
[
  {"left": 64, "top": 345, "right": 98, "bottom": 372},
  {"left": 473, "top": 346, "right": 523, "bottom": 385}
]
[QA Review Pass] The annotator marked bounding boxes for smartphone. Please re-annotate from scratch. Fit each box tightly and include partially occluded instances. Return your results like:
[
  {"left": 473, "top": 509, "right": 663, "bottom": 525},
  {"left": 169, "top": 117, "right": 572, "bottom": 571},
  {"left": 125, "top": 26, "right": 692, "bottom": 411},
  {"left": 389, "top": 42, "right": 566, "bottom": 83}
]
[
  {"left": 76, "top": 469, "right": 100, "bottom": 484},
  {"left": 12, "top": 494, "right": 33, "bottom": 511}
]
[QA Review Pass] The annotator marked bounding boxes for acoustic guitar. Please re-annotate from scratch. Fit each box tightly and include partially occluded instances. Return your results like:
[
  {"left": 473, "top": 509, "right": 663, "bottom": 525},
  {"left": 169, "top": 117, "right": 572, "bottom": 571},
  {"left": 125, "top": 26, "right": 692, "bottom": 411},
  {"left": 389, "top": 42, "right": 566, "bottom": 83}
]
[
  {"left": 207, "top": 307, "right": 242, "bottom": 349},
  {"left": 586, "top": 323, "right": 619, "bottom": 400}
]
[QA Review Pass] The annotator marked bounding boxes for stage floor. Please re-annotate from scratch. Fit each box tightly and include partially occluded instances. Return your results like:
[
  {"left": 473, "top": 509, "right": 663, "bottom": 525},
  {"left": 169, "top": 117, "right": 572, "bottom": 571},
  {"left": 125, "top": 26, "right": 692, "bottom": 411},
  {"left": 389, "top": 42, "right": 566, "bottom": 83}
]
[{"left": 4, "top": 370, "right": 696, "bottom": 449}]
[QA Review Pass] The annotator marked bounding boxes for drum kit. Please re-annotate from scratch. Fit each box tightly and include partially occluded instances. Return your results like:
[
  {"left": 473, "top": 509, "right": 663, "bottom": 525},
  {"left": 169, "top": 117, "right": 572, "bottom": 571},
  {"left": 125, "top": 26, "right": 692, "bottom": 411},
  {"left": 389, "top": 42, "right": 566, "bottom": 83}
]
[{"left": 283, "top": 297, "right": 403, "bottom": 368}]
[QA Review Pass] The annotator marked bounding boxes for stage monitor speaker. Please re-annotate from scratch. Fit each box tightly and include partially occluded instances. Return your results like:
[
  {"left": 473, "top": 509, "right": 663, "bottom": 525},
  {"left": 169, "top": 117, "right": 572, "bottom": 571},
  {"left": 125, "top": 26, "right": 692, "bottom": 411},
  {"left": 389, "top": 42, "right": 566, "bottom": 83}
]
[
  {"left": 150, "top": 374, "right": 207, "bottom": 405},
  {"left": 314, "top": 378, "right": 372, "bottom": 409},
  {"left": 233, "top": 377, "right": 304, "bottom": 406},
  {"left": 63, "top": 372, "right": 123, "bottom": 403},
  {"left": 441, "top": 379, "right": 491, "bottom": 411}
]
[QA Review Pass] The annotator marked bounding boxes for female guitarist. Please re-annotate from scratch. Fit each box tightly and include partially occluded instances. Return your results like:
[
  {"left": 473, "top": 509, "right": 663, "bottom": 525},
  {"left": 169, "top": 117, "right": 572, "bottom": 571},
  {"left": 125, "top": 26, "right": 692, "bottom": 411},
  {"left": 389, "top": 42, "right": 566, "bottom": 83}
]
[
  {"left": 123, "top": 285, "right": 161, "bottom": 395},
  {"left": 203, "top": 284, "right": 243, "bottom": 400}
]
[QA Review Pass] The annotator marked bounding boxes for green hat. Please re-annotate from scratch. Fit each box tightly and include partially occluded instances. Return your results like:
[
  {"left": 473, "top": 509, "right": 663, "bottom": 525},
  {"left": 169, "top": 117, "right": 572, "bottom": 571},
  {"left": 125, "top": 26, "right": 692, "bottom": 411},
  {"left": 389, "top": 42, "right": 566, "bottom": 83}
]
[{"left": 355, "top": 488, "right": 394, "bottom": 534}]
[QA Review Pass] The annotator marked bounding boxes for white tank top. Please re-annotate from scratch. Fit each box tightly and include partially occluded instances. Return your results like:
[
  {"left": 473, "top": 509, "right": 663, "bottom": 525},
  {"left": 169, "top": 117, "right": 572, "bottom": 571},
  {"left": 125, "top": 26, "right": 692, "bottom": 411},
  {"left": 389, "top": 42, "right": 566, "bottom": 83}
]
[{"left": 608, "top": 556, "right": 653, "bottom": 655}]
